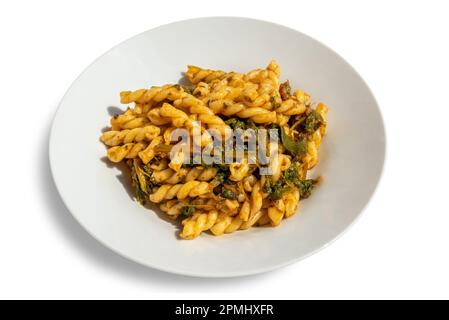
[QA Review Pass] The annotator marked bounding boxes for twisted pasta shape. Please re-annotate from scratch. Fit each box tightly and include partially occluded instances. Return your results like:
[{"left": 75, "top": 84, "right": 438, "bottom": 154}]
[
  {"left": 159, "top": 103, "right": 196, "bottom": 128},
  {"left": 276, "top": 113, "right": 290, "bottom": 126},
  {"left": 209, "top": 213, "right": 242, "bottom": 236},
  {"left": 208, "top": 100, "right": 276, "bottom": 124},
  {"left": 238, "top": 181, "right": 263, "bottom": 221},
  {"left": 229, "top": 159, "right": 250, "bottom": 182},
  {"left": 192, "top": 82, "right": 210, "bottom": 101},
  {"left": 204, "top": 61, "right": 280, "bottom": 110},
  {"left": 180, "top": 211, "right": 219, "bottom": 239},
  {"left": 316, "top": 102, "right": 328, "bottom": 137},
  {"left": 283, "top": 189, "right": 300, "bottom": 218},
  {"left": 242, "top": 175, "right": 257, "bottom": 192},
  {"left": 101, "top": 60, "right": 329, "bottom": 239},
  {"left": 146, "top": 108, "right": 173, "bottom": 126},
  {"left": 149, "top": 181, "right": 211, "bottom": 203},
  {"left": 267, "top": 206, "right": 284, "bottom": 227},
  {"left": 107, "top": 142, "right": 147, "bottom": 163},
  {"left": 155, "top": 103, "right": 213, "bottom": 146},
  {"left": 267, "top": 60, "right": 281, "bottom": 78},
  {"left": 246, "top": 61, "right": 280, "bottom": 90},
  {"left": 256, "top": 213, "right": 271, "bottom": 226},
  {"left": 240, "top": 210, "right": 265, "bottom": 230},
  {"left": 120, "top": 84, "right": 185, "bottom": 105},
  {"left": 274, "top": 98, "right": 306, "bottom": 116},
  {"left": 185, "top": 65, "right": 226, "bottom": 85},
  {"left": 302, "top": 104, "right": 328, "bottom": 169},
  {"left": 101, "top": 125, "right": 160, "bottom": 146},
  {"left": 160, "top": 102, "right": 228, "bottom": 136},
  {"left": 172, "top": 97, "right": 229, "bottom": 133},
  {"left": 159, "top": 199, "right": 189, "bottom": 218},
  {"left": 110, "top": 109, "right": 149, "bottom": 130},
  {"left": 267, "top": 188, "right": 301, "bottom": 226},
  {"left": 209, "top": 79, "right": 253, "bottom": 101},
  {"left": 152, "top": 167, "right": 217, "bottom": 184},
  {"left": 138, "top": 136, "right": 163, "bottom": 164}
]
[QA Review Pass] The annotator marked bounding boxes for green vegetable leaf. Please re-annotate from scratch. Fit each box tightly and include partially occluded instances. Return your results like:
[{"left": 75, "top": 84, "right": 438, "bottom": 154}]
[
  {"left": 281, "top": 164, "right": 318, "bottom": 199},
  {"left": 283, "top": 164, "right": 300, "bottom": 184},
  {"left": 225, "top": 118, "right": 246, "bottom": 130},
  {"left": 263, "top": 178, "right": 273, "bottom": 194},
  {"left": 270, "top": 95, "right": 282, "bottom": 108},
  {"left": 181, "top": 85, "right": 195, "bottom": 95},
  {"left": 263, "top": 178, "right": 291, "bottom": 201},
  {"left": 280, "top": 126, "right": 308, "bottom": 157},
  {"left": 270, "top": 184, "right": 291, "bottom": 200},
  {"left": 210, "top": 166, "right": 230, "bottom": 188},
  {"left": 225, "top": 118, "right": 259, "bottom": 130},
  {"left": 302, "top": 110, "right": 323, "bottom": 134},
  {"left": 180, "top": 206, "right": 195, "bottom": 216},
  {"left": 221, "top": 188, "right": 236, "bottom": 200},
  {"left": 295, "top": 179, "right": 317, "bottom": 199},
  {"left": 131, "top": 166, "right": 147, "bottom": 205},
  {"left": 214, "top": 171, "right": 227, "bottom": 184}
]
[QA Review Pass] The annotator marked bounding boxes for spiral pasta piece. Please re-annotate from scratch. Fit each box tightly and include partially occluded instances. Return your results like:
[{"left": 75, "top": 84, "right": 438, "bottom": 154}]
[
  {"left": 101, "top": 125, "right": 160, "bottom": 146},
  {"left": 209, "top": 100, "right": 276, "bottom": 124},
  {"left": 284, "top": 189, "right": 300, "bottom": 218},
  {"left": 238, "top": 181, "right": 263, "bottom": 222},
  {"left": 242, "top": 175, "right": 257, "bottom": 192},
  {"left": 110, "top": 109, "right": 149, "bottom": 130},
  {"left": 229, "top": 159, "right": 250, "bottom": 182},
  {"left": 149, "top": 181, "right": 211, "bottom": 203},
  {"left": 316, "top": 102, "right": 328, "bottom": 137},
  {"left": 101, "top": 60, "right": 329, "bottom": 239},
  {"left": 185, "top": 65, "right": 227, "bottom": 84},
  {"left": 256, "top": 213, "right": 271, "bottom": 226},
  {"left": 275, "top": 98, "right": 307, "bottom": 116},
  {"left": 173, "top": 97, "right": 229, "bottom": 133},
  {"left": 160, "top": 199, "right": 189, "bottom": 218},
  {"left": 107, "top": 142, "right": 147, "bottom": 163},
  {"left": 240, "top": 210, "right": 265, "bottom": 230},
  {"left": 161, "top": 103, "right": 227, "bottom": 141},
  {"left": 120, "top": 84, "right": 185, "bottom": 105},
  {"left": 246, "top": 62, "right": 280, "bottom": 93},
  {"left": 224, "top": 216, "right": 244, "bottom": 233},
  {"left": 268, "top": 206, "right": 284, "bottom": 227},
  {"left": 210, "top": 213, "right": 234, "bottom": 236},
  {"left": 180, "top": 211, "right": 219, "bottom": 239},
  {"left": 138, "top": 136, "right": 163, "bottom": 164},
  {"left": 152, "top": 166, "right": 218, "bottom": 184},
  {"left": 193, "top": 82, "right": 210, "bottom": 98}
]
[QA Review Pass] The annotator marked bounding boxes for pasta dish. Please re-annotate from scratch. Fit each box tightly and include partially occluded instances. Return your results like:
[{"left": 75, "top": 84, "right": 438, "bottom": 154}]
[{"left": 100, "top": 61, "right": 328, "bottom": 239}]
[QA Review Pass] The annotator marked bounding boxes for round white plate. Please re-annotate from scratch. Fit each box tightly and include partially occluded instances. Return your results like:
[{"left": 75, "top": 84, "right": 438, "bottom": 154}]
[{"left": 50, "top": 17, "right": 385, "bottom": 277}]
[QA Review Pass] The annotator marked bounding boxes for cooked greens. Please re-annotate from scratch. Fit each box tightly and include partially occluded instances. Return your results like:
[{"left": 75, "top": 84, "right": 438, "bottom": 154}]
[
  {"left": 301, "top": 110, "right": 324, "bottom": 134},
  {"left": 225, "top": 118, "right": 259, "bottom": 130},
  {"left": 131, "top": 165, "right": 147, "bottom": 205},
  {"left": 130, "top": 159, "right": 156, "bottom": 205},
  {"left": 280, "top": 126, "right": 308, "bottom": 157},
  {"left": 295, "top": 179, "right": 316, "bottom": 199},
  {"left": 283, "top": 164, "right": 317, "bottom": 199},
  {"left": 180, "top": 206, "right": 195, "bottom": 216},
  {"left": 263, "top": 178, "right": 291, "bottom": 200},
  {"left": 263, "top": 164, "right": 317, "bottom": 200},
  {"left": 221, "top": 188, "right": 237, "bottom": 200}
]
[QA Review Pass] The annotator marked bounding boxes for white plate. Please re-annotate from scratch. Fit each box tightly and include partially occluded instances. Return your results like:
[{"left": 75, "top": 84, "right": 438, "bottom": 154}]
[{"left": 50, "top": 17, "right": 385, "bottom": 277}]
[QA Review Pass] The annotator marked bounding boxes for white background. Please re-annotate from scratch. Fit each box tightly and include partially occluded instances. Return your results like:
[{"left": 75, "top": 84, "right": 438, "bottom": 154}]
[{"left": 1, "top": 0, "right": 448, "bottom": 299}]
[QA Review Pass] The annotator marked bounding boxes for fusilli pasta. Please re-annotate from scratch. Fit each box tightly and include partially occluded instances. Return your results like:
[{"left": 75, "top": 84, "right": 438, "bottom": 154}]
[{"left": 100, "top": 61, "right": 329, "bottom": 239}]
